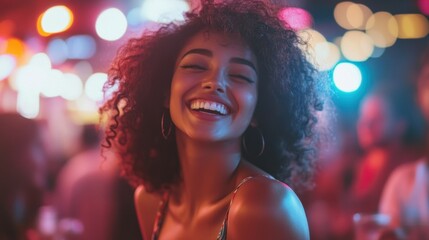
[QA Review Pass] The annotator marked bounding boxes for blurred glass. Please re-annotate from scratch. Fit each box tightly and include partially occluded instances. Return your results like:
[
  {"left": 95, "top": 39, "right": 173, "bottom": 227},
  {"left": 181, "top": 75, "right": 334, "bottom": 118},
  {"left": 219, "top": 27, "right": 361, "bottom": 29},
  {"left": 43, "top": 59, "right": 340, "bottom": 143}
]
[{"left": 353, "top": 213, "right": 391, "bottom": 240}]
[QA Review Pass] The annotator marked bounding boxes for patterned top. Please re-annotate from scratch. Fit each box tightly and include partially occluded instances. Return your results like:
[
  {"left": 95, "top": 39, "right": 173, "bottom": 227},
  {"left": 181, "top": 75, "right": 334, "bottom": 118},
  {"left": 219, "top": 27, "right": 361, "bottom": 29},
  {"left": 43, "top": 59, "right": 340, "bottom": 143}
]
[{"left": 151, "top": 176, "right": 261, "bottom": 240}]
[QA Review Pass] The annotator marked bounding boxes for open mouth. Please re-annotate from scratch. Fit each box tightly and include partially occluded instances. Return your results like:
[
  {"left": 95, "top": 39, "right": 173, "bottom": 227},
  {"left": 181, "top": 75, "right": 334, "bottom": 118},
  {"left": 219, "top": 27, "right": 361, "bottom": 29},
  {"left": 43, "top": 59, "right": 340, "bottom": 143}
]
[{"left": 190, "top": 99, "right": 229, "bottom": 115}]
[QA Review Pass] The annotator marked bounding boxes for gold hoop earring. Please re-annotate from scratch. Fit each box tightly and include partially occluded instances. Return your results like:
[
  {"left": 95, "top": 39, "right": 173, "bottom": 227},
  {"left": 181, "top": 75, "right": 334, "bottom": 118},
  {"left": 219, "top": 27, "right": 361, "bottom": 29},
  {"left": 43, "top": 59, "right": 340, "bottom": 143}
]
[
  {"left": 161, "top": 111, "right": 172, "bottom": 140},
  {"left": 242, "top": 126, "right": 265, "bottom": 158}
]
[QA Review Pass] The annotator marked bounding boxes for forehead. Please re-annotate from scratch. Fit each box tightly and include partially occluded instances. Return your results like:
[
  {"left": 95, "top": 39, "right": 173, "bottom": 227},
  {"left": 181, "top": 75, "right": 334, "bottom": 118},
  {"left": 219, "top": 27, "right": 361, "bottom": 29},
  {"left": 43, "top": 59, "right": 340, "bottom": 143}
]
[{"left": 178, "top": 31, "right": 256, "bottom": 61}]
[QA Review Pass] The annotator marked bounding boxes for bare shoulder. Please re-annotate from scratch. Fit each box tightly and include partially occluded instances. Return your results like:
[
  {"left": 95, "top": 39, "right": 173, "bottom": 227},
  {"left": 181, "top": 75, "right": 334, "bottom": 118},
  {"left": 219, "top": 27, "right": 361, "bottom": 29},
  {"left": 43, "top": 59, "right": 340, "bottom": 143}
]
[
  {"left": 134, "top": 185, "right": 162, "bottom": 240},
  {"left": 227, "top": 176, "right": 309, "bottom": 240}
]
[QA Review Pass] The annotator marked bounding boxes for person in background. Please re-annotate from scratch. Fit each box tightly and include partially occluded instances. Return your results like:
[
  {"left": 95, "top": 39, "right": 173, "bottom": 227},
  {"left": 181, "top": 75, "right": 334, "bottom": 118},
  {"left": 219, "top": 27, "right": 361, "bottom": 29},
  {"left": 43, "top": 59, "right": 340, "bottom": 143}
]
[
  {"left": 0, "top": 113, "right": 47, "bottom": 240},
  {"left": 349, "top": 83, "right": 424, "bottom": 215},
  {"left": 55, "top": 124, "right": 141, "bottom": 240},
  {"left": 378, "top": 47, "right": 429, "bottom": 240},
  {"left": 100, "top": 0, "right": 329, "bottom": 239}
]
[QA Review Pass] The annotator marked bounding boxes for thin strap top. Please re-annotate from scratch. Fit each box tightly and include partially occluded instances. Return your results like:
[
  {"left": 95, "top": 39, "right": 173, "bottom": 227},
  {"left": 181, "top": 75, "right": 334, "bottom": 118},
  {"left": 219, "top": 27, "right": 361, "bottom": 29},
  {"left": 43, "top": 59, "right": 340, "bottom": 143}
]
[{"left": 151, "top": 175, "right": 268, "bottom": 240}]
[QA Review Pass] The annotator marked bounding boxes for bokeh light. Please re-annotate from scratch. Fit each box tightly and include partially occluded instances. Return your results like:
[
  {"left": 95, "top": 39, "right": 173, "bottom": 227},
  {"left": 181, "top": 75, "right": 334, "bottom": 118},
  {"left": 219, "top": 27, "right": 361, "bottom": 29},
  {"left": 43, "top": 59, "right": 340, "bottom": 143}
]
[
  {"left": 341, "top": 31, "right": 374, "bottom": 62},
  {"left": 60, "top": 73, "right": 83, "bottom": 100},
  {"left": 366, "top": 12, "right": 398, "bottom": 48},
  {"left": 314, "top": 42, "right": 341, "bottom": 71},
  {"left": 85, "top": 73, "right": 108, "bottom": 101},
  {"left": 46, "top": 38, "right": 68, "bottom": 65},
  {"left": 0, "top": 54, "right": 16, "bottom": 81},
  {"left": 39, "top": 5, "right": 74, "bottom": 35},
  {"left": 4, "top": 38, "right": 25, "bottom": 58},
  {"left": 278, "top": 7, "right": 313, "bottom": 30},
  {"left": 418, "top": 0, "right": 429, "bottom": 15},
  {"left": 40, "top": 69, "right": 64, "bottom": 98},
  {"left": 66, "top": 35, "right": 97, "bottom": 59},
  {"left": 395, "top": 14, "right": 429, "bottom": 39},
  {"left": 141, "top": 0, "right": 190, "bottom": 23},
  {"left": 333, "top": 62, "right": 362, "bottom": 92},
  {"left": 96, "top": 8, "right": 128, "bottom": 41}
]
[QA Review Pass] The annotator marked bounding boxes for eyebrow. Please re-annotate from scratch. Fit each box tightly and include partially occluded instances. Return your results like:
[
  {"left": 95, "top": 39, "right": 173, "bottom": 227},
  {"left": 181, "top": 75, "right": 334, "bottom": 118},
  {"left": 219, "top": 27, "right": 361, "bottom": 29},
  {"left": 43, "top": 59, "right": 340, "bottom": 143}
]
[{"left": 180, "top": 48, "right": 258, "bottom": 73}]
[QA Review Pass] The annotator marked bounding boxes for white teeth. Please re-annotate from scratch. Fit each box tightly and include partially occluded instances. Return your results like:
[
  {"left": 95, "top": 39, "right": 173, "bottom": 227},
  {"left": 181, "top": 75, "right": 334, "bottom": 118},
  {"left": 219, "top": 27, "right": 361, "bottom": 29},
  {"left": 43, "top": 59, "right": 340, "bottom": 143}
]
[{"left": 190, "top": 100, "right": 228, "bottom": 115}]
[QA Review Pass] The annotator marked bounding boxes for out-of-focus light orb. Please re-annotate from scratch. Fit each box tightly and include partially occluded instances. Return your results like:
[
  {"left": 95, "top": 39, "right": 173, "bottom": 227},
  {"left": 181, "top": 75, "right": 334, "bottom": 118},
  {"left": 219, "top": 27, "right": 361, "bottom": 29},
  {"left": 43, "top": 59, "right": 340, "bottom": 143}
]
[
  {"left": 40, "top": 69, "right": 64, "bottom": 98},
  {"left": 13, "top": 65, "right": 44, "bottom": 93},
  {"left": 40, "top": 5, "right": 74, "bottom": 34},
  {"left": 141, "top": 0, "right": 190, "bottom": 23},
  {"left": 395, "top": 14, "right": 429, "bottom": 39},
  {"left": 85, "top": 72, "right": 108, "bottom": 101},
  {"left": 278, "top": 7, "right": 313, "bottom": 30},
  {"left": 334, "top": 1, "right": 355, "bottom": 29},
  {"left": 29, "top": 53, "right": 52, "bottom": 70},
  {"left": 17, "top": 90, "right": 40, "bottom": 119},
  {"left": 4, "top": 38, "right": 25, "bottom": 57},
  {"left": 46, "top": 38, "right": 68, "bottom": 65},
  {"left": 333, "top": 62, "right": 362, "bottom": 93},
  {"left": 366, "top": 12, "right": 398, "bottom": 48},
  {"left": 128, "top": 7, "right": 147, "bottom": 27},
  {"left": 347, "top": 4, "right": 373, "bottom": 30},
  {"left": 418, "top": 0, "right": 429, "bottom": 15},
  {"left": 341, "top": 31, "right": 374, "bottom": 62},
  {"left": 66, "top": 35, "right": 96, "bottom": 59},
  {"left": 0, "top": 54, "right": 16, "bottom": 81},
  {"left": 297, "top": 28, "right": 327, "bottom": 65},
  {"left": 60, "top": 73, "right": 83, "bottom": 100},
  {"left": 96, "top": 8, "right": 128, "bottom": 41},
  {"left": 314, "top": 42, "right": 341, "bottom": 71}
]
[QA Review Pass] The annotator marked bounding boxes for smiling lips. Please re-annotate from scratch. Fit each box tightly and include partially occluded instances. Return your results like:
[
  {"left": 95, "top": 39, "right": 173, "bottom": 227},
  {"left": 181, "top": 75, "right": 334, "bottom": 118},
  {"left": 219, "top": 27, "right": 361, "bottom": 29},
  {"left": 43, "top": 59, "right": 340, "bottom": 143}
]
[{"left": 190, "top": 99, "right": 229, "bottom": 115}]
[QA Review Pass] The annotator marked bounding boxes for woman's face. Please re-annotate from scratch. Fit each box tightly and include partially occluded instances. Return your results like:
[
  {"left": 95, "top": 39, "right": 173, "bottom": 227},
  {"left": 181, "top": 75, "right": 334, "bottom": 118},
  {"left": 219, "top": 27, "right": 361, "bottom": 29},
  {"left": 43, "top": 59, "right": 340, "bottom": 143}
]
[{"left": 169, "top": 31, "right": 258, "bottom": 143}]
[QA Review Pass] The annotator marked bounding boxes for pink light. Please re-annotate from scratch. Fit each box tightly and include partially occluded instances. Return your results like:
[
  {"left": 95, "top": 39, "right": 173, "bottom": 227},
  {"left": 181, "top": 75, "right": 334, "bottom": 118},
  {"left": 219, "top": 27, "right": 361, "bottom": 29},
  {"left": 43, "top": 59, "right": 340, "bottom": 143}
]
[
  {"left": 278, "top": 7, "right": 313, "bottom": 30},
  {"left": 418, "top": 0, "right": 429, "bottom": 15}
]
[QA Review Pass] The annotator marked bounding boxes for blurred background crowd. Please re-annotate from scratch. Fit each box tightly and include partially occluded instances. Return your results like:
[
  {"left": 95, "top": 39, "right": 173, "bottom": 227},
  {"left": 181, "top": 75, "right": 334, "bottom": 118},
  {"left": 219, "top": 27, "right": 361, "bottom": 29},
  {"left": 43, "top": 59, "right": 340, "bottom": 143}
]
[{"left": 1, "top": 0, "right": 429, "bottom": 239}]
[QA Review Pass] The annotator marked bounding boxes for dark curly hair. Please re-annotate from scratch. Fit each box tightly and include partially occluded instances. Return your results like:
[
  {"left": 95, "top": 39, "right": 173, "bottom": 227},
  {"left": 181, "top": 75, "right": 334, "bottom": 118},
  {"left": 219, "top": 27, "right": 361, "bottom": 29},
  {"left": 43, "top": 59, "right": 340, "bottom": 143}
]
[{"left": 100, "top": 0, "right": 326, "bottom": 193}]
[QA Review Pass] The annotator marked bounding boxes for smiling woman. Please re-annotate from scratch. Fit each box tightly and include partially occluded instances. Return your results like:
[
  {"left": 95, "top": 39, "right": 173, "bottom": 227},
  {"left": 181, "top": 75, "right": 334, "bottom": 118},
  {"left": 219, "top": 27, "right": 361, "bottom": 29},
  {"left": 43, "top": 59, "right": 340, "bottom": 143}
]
[{"left": 100, "top": 0, "right": 328, "bottom": 239}]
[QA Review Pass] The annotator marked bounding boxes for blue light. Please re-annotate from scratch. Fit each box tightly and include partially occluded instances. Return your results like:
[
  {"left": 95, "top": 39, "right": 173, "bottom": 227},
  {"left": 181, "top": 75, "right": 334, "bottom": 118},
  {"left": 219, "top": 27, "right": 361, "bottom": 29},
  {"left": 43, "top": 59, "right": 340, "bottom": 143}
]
[{"left": 333, "top": 62, "right": 362, "bottom": 93}]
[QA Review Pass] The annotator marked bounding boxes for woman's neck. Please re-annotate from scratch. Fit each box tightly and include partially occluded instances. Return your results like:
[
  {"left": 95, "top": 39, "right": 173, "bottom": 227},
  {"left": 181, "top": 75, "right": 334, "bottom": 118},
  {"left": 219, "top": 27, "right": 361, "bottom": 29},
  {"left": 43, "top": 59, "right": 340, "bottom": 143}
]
[{"left": 172, "top": 131, "right": 242, "bottom": 215}]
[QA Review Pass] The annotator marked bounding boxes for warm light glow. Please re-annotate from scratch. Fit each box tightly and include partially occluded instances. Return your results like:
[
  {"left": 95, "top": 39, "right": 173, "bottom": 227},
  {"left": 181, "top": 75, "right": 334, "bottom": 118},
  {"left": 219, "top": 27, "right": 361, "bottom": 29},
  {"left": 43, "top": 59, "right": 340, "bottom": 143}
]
[
  {"left": 278, "top": 7, "right": 313, "bottom": 30},
  {"left": 40, "top": 5, "right": 74, "bottom": 35},
  {"left": 85, "top": 73, "right": 108, "bottom": 101},
  {"left": 341, "top": 31, "right": 374, "bottom": 62},
  {"left": 366, "top": 12, "right": 398, "bottom": 48},
  {"left": 96, "top": 8, "right": 128, "bottom": 41},
  {"left": 297, "top": 28, "right": 327, "bottom": 66},
  {"left": 346, "top": 4, "right": 373, "bottom": 30},
  {"left": 333, "top": 62, "right": 362, "bottom": 93},
  {"left": 314, "top": 42, "right": 341, "bottom": 71},
  {"left": 395, "top": 14, "right": 429, "bottom": 39},
  {"left": 0, "top": 54, "right": 16, "bottom": 81},
  {"left": 4, "top": 38, "right": 25, "bottom": 57},
  {"left": 141, "top": 0, "right": 190, "bottom": 23},
  {"left": 334, "top": 1, "right": 355, "bottom": 29}
]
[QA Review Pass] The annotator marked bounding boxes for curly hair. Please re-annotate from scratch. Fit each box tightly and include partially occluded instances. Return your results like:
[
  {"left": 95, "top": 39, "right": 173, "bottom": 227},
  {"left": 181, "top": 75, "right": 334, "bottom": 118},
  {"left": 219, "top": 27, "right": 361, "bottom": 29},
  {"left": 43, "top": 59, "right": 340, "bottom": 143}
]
[{"left": 100, "top": 0, "right": 326, "bottom": 193}]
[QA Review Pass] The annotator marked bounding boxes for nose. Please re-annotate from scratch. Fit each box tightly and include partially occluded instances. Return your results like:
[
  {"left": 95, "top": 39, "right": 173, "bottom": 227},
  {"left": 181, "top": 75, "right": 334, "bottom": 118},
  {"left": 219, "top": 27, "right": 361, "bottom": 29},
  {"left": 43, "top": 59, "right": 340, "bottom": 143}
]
[{"left": 201, "top": 72, "right": 226, "bottom": 93}]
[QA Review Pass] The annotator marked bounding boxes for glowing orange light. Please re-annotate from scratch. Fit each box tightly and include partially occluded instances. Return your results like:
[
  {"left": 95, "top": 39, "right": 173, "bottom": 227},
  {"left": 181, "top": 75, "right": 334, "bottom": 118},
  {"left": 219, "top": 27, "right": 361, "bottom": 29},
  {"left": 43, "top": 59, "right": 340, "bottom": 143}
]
[{"left": 5, "top": 38, "right": 25, "bottom": 57}]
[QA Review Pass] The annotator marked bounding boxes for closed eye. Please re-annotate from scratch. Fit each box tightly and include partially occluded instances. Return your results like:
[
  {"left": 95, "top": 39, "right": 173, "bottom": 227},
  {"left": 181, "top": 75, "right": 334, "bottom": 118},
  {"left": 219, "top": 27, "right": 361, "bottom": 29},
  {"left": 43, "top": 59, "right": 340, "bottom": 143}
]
[
  {"left": 180, "top": 64, "right": 207, "bottom": 70},
  {"left": 229, "top": 74, "right": 255, "bottom": 83}
]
